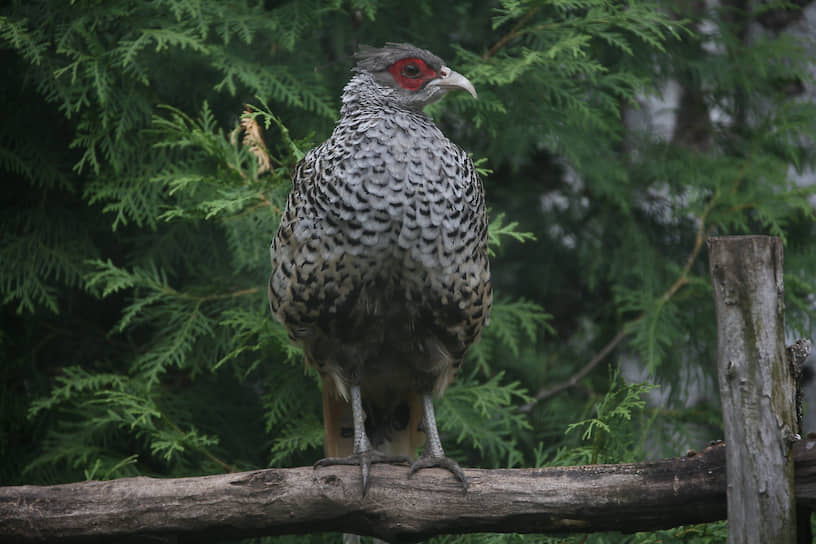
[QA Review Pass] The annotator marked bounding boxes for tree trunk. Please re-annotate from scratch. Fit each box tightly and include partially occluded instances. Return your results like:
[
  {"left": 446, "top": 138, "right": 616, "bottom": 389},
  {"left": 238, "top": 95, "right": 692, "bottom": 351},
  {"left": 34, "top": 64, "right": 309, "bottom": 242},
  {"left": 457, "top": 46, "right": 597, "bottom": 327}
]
[{"left": 707, "top": 235, "right": 797, "bottom": 543}]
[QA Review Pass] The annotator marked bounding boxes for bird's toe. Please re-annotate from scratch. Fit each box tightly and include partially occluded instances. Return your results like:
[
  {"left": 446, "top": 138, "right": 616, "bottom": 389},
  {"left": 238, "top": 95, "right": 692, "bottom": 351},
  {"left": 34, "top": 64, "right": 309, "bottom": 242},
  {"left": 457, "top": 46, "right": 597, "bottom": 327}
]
[
  {"left": 314, "top": 452, "right": 412, "bottom": 496},
  {"left": 407, "top": 455, "right": 468, "bottom": 492}
]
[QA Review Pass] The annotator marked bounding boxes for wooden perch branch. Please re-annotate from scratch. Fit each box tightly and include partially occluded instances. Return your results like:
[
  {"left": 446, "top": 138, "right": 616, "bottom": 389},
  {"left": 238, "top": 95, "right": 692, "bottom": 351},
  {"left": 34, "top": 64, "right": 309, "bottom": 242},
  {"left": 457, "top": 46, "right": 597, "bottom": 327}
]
[{"left": 3, "top": 440, "right": 816, "bottom": 543}]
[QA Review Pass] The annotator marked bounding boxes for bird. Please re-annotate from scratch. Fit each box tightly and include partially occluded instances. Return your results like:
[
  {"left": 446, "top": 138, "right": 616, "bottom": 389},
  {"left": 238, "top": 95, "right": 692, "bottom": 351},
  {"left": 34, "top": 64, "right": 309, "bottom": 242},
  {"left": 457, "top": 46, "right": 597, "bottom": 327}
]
[{"left": 268, "top": 42, "right": 492, "bottom": 495}]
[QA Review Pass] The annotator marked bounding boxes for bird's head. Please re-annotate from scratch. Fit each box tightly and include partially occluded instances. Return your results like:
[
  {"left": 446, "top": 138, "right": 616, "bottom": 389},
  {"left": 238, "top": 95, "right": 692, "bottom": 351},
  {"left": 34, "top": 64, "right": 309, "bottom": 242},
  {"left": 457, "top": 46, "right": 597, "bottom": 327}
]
[{"left": 351, "top": 43, "right": 477, "bottom": 111}]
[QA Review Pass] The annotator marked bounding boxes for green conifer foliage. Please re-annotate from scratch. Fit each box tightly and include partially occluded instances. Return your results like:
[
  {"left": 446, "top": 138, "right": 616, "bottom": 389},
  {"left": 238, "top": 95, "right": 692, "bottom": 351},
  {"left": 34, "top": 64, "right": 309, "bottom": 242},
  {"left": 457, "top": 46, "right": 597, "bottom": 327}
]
[{"left": 2, "top": 1, "right": 815, "bottom": 542}]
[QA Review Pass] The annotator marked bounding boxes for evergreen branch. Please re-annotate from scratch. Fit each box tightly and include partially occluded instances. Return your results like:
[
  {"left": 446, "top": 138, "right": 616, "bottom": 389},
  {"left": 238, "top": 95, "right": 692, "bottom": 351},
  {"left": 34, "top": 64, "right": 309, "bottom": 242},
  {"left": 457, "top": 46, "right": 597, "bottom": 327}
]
[
  {"left": 487, "top": 212, "right": 536, "bottom": 256},
  {"left": 171, "top": 286, "right": 260, "bottom": 303},
  {"left": 268, "top": 415, "right": 324, "bottom": 466},
  {"left": 563, "top": 367, "right": 655, "bottom": 464},
  {"left": 484, "top": 2, "right": 683, "bottom": 60},
  {"left": 439, "top": 373, "right": 532, "bottom": 464},
  {"left": 0, "top": 16, "right": 47, "bottom": 65},
  {"left": 161, "top": 414, "right": 236, "bottom": 473},
  {"left": 485, "top": 5, "right": 542, "bottom": 59},
  {"left": 518, "top": 327, "right": 632, "bottom": 413},
  {"left": 519, "top": 170, "right": 734, "bottom": 413}
]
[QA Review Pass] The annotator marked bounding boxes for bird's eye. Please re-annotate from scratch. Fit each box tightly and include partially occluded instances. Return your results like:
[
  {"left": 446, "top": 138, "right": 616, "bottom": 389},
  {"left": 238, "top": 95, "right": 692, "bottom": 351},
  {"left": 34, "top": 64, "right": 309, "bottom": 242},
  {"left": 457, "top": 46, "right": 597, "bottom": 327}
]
[
  {"left": 401, "top": 63, "right": 421, "bottom": 78},
  {"left": 387, "top": 58, "right": 433, "bottom": 90}
]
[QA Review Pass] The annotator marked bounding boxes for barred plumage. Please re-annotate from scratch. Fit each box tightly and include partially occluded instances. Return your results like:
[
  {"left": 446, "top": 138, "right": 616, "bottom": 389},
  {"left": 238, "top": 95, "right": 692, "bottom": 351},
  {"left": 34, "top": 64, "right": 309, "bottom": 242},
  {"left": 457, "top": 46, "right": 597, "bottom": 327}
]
[{"left": 269, "top": 43, "right": 491, "bottom": 493}]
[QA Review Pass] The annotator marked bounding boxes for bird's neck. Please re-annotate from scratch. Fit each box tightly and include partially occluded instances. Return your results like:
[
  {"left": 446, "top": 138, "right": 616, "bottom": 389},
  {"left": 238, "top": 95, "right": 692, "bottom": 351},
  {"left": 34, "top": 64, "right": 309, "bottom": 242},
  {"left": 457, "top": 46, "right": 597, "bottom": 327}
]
[{"left": 339, "top": 73, "right": 430, "bottom": 118}]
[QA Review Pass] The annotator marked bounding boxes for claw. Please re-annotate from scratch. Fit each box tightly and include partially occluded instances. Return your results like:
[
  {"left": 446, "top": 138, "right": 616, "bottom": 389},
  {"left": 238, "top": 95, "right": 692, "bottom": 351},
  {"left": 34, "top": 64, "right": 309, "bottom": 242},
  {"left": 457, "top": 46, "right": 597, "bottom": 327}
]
[
  {"left": 315, "top": 452, "right": 412, "bottom": 495},
  {"left": 408, "top": 455, "right": 468, "bottom": 492}
]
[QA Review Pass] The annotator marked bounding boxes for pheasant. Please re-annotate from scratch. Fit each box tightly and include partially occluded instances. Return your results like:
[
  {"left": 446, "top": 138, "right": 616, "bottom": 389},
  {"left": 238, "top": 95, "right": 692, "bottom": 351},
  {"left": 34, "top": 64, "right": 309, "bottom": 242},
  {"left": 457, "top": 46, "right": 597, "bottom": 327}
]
[{"left": 268, "top": 43, "right": 492, "bottom": 495}]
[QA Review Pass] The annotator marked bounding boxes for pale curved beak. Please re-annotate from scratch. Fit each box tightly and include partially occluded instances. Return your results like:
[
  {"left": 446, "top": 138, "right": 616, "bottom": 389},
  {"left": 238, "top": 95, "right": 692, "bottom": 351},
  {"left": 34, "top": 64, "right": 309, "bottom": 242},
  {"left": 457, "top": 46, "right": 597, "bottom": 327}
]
[{"left": 427, "top": 66, "right": 478, "bottom": 99}]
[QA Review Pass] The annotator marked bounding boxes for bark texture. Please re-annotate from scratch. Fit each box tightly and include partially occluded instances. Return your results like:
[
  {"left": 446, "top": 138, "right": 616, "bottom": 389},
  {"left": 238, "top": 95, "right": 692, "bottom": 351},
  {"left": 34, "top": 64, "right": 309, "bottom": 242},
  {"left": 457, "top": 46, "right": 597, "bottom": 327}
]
[
  {"left": 3, "top": 441, "right": 816, "bottom": 543},
  {"left": 707, "top": 235, "right": 797, "bottom": 543}
]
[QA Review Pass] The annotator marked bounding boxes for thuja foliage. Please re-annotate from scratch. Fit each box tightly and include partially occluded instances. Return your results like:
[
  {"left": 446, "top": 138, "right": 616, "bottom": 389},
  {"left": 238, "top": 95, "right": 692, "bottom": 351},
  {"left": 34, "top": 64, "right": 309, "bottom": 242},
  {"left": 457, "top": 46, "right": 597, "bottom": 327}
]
[{"left": 2, "top": 0, "right": 816, "bottom": 542}]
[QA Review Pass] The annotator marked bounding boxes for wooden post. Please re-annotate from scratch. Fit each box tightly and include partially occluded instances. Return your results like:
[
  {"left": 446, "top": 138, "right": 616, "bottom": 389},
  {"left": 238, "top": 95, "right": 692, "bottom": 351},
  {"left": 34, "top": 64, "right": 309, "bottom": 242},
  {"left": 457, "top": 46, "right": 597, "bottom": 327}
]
[{"left": 708, "top": 235, "right": 797, "bottom": 543}]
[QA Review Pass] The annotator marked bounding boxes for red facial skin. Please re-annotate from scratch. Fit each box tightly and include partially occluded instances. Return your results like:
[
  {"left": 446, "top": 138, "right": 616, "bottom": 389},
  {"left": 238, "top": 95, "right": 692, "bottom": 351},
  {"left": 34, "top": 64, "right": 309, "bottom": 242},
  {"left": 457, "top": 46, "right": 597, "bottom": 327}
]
[{"left": 387, "top": 58, "right": 439, "bottom": 91}]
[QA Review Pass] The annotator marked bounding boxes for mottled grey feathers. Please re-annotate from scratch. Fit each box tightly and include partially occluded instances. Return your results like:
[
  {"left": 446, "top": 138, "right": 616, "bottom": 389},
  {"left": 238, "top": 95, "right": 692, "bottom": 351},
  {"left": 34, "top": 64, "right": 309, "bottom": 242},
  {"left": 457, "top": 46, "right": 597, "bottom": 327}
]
[{"left": 268, "top": 43, "right": 492, "bottom": 405}]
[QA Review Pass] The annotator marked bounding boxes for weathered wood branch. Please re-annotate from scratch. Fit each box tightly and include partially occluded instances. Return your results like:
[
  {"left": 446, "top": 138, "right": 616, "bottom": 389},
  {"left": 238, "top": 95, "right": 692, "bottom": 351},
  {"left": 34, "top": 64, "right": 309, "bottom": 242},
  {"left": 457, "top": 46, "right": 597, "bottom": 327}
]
[
  {"left": 3, "top": 440, "right": 816, "bottom": 543},
  {"left": 708, "top": 235, "right": 798, "bottom": 543}
]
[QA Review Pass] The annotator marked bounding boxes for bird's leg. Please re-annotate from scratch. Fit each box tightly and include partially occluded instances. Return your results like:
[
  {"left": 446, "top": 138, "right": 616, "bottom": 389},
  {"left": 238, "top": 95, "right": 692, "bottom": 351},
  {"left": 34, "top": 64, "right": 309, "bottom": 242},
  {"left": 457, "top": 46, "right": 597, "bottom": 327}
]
[
  {"left": 408, "top": 394, "right": 468, "bottom": 491},
  {"left": 314, "top": 384, "right": 411, "bottom": 495}
]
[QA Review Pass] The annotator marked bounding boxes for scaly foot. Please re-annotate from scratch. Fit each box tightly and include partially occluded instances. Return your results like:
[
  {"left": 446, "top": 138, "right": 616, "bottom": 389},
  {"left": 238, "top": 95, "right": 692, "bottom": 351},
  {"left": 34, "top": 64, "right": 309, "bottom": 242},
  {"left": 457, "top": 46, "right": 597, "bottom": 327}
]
[{"left": 409, "top": 394, "right": 468, "bottom": 492}]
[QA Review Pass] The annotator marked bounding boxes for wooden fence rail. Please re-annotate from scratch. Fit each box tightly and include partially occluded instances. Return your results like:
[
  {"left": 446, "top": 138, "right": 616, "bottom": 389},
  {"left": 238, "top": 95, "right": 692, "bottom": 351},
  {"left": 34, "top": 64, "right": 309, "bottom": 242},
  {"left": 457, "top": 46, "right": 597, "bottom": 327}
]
[{"left": 0, "top": 440, "right": 815, "bottom": 543}]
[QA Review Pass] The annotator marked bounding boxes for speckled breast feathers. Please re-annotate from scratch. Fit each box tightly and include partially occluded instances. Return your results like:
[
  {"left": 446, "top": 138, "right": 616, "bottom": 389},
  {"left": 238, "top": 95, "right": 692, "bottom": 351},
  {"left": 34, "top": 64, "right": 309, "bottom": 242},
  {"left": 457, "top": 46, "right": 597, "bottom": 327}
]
[{"left": 268, "top": 43, "right": 492, "bottom": 401}]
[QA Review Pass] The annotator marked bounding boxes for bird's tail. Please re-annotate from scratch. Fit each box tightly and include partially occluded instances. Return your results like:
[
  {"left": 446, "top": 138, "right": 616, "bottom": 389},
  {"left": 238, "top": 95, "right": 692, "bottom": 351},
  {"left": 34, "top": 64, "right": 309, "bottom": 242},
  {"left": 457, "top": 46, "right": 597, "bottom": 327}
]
[
  {"left": 323, "top": 378, "right": 425, "bottom": 544},
  {"left": 321, "top": 378, "right": 425, "bottom": 461}
]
